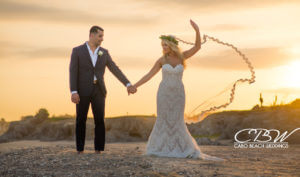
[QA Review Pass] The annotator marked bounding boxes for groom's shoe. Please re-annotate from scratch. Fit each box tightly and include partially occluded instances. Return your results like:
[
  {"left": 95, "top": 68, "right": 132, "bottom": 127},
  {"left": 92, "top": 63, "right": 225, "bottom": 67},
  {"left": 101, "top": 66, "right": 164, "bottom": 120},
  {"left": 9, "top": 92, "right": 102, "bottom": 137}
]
[
  {"left": 95, "top": 150, "right": 101, "bottom": 154},
  {"left": 77, "top": 150, "right": 84, "bottom": 154}
]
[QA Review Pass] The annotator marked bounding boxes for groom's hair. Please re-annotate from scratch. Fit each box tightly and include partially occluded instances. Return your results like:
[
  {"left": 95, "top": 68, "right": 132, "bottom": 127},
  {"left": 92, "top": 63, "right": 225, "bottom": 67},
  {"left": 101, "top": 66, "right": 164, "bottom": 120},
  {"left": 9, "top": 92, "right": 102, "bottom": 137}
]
[{"left": 89, "top": 26, "right": 104, "bottom": 35}]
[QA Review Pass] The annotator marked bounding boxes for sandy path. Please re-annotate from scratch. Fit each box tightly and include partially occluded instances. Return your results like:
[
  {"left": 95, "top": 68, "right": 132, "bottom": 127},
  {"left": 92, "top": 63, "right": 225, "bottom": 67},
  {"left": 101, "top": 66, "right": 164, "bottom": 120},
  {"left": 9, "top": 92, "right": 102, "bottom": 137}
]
[{"left": 0, "top": 140, "right": 299, "bottom": 177}]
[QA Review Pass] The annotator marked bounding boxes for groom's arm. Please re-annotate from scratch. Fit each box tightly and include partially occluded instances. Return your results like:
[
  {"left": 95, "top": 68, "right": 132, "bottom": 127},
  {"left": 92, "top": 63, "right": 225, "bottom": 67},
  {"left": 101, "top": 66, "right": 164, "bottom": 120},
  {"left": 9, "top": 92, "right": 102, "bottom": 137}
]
[
  {"left": 69, "top": 47, "right": 79, "bottom": 94},
  {"left": 106, "top": 50, "right": 131, "bottom": 87}
]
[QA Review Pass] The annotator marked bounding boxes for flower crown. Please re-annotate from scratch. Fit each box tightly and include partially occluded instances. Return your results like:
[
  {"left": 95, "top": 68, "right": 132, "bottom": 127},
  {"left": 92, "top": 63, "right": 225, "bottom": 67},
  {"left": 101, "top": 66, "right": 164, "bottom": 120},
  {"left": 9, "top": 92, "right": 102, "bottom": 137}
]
[{"left": 159, "top": 35, "right": 178, "bottom": 45}]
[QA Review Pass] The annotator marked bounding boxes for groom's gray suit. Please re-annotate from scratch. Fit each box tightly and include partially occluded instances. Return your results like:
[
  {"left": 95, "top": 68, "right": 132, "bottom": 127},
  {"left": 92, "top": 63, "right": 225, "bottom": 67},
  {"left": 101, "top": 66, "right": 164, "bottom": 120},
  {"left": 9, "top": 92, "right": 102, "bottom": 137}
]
[{"left": 69, "top": 42, "right": 131, "bottom": 151}]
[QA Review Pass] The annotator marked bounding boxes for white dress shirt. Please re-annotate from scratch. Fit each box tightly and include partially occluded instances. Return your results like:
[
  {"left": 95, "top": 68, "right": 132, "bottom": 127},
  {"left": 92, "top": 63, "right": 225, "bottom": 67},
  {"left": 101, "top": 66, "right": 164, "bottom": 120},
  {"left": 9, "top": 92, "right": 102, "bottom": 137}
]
[
  {"left": 71, "top": 42, "right": 131, "bottom": 95},
  {"left": 86, "top": 41, "right": 100, "bottom": 82}
]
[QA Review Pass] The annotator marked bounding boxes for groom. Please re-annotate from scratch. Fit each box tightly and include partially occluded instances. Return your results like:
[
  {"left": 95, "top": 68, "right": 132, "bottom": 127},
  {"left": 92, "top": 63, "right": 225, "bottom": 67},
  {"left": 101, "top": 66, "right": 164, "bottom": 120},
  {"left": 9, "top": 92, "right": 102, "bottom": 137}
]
[{"left": 69, "top": 25, "right": 137, "bottom": 154}]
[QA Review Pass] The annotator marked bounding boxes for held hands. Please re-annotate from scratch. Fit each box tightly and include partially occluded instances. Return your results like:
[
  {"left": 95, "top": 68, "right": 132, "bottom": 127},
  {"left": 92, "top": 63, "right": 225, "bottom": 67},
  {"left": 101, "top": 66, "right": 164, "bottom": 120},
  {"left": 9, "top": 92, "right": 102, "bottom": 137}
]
[{"left": 127, "top": 85, "right": 137, "bottom": 95}]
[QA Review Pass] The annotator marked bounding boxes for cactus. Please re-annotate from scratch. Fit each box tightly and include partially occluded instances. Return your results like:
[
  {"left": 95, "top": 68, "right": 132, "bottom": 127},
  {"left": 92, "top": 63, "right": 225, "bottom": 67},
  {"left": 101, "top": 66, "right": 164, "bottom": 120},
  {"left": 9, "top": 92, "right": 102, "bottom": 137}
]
[
  {"left": 272, "top": 95, "right": 278, "bottom": 106},
  {"left": 259, "top": 93, "right": 264, "bottom": 107}
]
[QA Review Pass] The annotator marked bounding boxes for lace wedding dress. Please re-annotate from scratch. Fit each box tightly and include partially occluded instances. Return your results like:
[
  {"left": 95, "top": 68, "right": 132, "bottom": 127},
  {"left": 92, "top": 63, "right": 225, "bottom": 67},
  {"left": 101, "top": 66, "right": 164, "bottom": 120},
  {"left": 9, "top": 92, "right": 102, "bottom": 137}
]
[{"left": 144, "top": 63, "right": 225, "bottom": 161}]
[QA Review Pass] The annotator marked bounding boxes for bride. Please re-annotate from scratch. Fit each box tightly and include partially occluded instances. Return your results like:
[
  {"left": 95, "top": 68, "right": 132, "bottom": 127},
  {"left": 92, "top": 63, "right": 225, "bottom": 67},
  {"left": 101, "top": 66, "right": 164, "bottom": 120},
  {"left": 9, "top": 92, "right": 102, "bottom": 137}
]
[{"left": 133, "top": 19, "right": 225, "bottom": 161}]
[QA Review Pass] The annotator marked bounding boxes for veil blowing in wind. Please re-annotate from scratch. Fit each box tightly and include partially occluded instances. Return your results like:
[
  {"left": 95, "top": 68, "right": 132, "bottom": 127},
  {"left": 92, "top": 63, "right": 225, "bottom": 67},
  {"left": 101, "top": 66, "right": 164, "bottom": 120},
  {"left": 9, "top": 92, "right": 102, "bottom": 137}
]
[{"left": 175, "top": 34, "right": 256, "bottom": 122}]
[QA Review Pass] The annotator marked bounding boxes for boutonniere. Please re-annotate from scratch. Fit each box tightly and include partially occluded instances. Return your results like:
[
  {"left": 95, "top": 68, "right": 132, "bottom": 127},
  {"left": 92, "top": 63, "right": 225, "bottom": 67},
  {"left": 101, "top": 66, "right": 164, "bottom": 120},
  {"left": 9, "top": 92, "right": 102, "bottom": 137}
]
[{"left": 98, "top": 50, "right": 103, "bottom": 56}]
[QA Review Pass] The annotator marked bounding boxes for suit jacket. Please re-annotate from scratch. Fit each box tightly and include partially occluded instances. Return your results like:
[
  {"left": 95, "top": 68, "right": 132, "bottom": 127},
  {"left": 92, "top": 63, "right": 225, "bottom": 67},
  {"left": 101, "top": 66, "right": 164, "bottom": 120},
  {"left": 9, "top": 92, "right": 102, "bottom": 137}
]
[{"left": 69, "top": 43, "right": 130, "bottom": 97}]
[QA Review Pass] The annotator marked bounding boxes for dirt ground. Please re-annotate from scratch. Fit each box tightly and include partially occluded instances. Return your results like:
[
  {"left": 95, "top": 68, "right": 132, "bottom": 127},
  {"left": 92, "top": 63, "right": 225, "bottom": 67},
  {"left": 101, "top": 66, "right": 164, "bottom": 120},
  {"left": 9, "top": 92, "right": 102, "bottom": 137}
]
[{"left": 0, "top": 140, "right": 299, "bottom": 177}]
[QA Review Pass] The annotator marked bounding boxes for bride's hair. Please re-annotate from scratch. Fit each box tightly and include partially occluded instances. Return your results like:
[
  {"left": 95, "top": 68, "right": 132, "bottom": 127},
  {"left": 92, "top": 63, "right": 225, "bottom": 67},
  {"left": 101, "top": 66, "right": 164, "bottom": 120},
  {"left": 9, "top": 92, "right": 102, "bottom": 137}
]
[{"left": 161, "top": 38, "right": 187, "bottom": 69}]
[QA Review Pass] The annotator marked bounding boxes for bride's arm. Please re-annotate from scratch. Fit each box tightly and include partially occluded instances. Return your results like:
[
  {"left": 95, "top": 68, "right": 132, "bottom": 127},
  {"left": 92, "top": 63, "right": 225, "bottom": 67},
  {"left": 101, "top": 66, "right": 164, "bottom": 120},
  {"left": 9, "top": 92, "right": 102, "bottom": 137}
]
[
  {"left": 133, "top": 58, "right": 162, "bottom": 88},
  {"left": 183, "top": 19, "right": 201, "bottom": 60}
]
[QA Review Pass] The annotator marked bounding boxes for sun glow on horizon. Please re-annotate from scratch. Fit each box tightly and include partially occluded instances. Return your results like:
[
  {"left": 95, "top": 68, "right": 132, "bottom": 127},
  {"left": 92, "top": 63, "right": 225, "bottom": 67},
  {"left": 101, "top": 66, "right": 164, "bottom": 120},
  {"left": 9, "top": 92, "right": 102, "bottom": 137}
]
[
  {"left": 284, "top": 60, "right": 300, "bottom": 88},
  {"left": 290, "top": 45, "right": 300, "bottom": 55}
]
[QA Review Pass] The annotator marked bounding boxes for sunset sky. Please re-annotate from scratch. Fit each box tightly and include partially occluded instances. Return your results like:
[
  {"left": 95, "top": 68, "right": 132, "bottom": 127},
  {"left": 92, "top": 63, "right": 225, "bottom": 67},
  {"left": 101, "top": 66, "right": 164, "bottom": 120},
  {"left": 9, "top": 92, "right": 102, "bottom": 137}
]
[{"left": 1, "top": 0, "right": 300, "bottom": 121}]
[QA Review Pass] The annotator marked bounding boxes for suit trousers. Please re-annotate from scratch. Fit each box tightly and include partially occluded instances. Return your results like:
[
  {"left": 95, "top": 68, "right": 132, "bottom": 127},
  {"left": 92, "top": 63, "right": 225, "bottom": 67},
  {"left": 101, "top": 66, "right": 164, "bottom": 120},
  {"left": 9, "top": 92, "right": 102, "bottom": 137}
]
[{"left": 75, "top": 82, "right": 105, "bottom": 151}]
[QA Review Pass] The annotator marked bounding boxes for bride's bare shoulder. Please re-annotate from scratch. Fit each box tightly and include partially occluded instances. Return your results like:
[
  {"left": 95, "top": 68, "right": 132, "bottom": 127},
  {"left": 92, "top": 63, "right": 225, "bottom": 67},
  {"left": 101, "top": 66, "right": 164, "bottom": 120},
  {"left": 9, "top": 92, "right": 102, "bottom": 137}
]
[{"left": 156, "top": 56, "right": 165, "bottom": 67}]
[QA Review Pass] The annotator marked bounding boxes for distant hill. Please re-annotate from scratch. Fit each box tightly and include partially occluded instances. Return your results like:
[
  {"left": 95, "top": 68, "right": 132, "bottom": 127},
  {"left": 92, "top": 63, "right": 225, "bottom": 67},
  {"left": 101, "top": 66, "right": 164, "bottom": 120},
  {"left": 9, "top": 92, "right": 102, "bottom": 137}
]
[
  {"left": 0, "top": 99, "right": 299, "bottom": 145},
  {"left": 188, "top": 99, "right": 300, "bottom": 144}
]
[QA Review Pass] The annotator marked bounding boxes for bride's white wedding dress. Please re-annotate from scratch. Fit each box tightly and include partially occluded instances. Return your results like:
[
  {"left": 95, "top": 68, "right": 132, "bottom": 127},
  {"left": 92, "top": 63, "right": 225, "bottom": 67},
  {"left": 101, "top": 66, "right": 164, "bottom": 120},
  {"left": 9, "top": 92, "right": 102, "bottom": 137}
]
[{"left": 145, "top": 63, "right": 225, "bottom": 161}]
